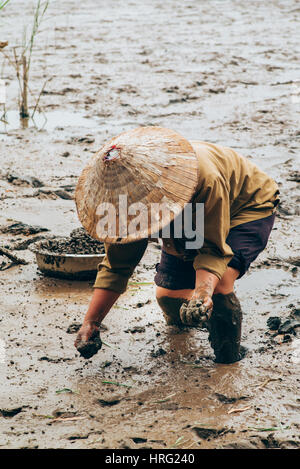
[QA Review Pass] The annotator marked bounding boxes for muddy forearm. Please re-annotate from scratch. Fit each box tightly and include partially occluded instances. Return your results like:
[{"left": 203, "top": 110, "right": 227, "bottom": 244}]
[
  {"left": 75, "top": 289, "right": 120, "bottom": 358},
  {"left": 83, "top": 288, "right": 121, "bottom": 325},
  {"left": 192, "top": 269, "right": 219, "bottom": 300}
]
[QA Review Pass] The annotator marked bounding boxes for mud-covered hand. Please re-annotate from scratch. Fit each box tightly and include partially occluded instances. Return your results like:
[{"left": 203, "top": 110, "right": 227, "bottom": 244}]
[
  {"left": 179, "top": 296, "right": 213, "bottom": 327},
  {"left": 180, "top": 271, "right": 217, "bottom": 326},
  {"left": 74, "top": 321, "right": 102, "bottom": 359}
]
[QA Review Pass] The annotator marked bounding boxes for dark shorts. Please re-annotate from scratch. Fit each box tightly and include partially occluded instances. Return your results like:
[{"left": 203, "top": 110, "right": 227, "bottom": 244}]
[{"left": 154, "top": 213, "right": 276, "bottom": 290}]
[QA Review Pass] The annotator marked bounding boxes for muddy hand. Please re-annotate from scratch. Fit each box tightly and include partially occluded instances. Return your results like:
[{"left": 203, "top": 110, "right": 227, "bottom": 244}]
[
  {"left": 179, "top": 297, "right": 213, "bottom": 327},
  {"left": 74, "top": 321, "right": 102, "bottom": 359}
]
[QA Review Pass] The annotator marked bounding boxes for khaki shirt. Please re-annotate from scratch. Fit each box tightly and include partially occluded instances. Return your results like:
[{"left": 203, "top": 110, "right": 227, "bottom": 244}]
[{"left": 93, "top": 141, "right": 279, "bottom": 293}]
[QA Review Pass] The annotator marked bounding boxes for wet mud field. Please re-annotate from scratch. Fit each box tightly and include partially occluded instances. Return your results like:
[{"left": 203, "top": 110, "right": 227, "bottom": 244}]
[{"left": 0, "top": 0, "right": 299, "bottom": 449}]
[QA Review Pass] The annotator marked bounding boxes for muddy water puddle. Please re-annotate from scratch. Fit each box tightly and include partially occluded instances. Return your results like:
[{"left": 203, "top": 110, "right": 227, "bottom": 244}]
[
  {"left": 0, "top": 110, "right": 150, "bottom": 141},
  {"left": 0, "top": 110, "right": 99, "bottom": 134}
]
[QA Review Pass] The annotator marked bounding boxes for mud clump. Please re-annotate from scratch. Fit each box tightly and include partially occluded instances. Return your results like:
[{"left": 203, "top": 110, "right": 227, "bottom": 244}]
[
  {"left": 151, "top": 347, "right": 167, "bottom": 358},
  {"left": 0, "top": 222, "right": 49, "bottom": 236},
  {"left": 32, "top": 228, "right": 105, "bottom": 255},
  {"left": 278, "top": 319, "right": 300, "bottom": 335},
  {"left": 34, "top": 188, "right": 74, "bottom": 200},
  {"left": 192, "top": 426, "right": 229, "bottom": 440},
  {"left": 267, "top": 316, "right": 300, "bottom": 335},
  {"left": 125, "top": 325, "right": 146, "bottom": 333},
  {"left": 96, "top": 398, "right": 122, "bottom": 407},
  {"left": 6, "top": 172, "right": 44, "bottom": 188},
  {"left": 267, "top": 316, "right": 281, "bottom": 330},
  {"left": 12, "top": 235, "right": 53, "bottom": 251},
  {"left": 215, "top": 393, "right": 249, "bottom": 404},
  {"left": 131, "top": 437, "right": 148, "bottom": 444},
  {"left": 76, "top": 333, "right": 102, "bottom": 359},
  {"left": 0, "top": 407, "right": 24, "bottom": 418},
  {"left": 66, "top": 322, "right": 82, "bottom": 334}
]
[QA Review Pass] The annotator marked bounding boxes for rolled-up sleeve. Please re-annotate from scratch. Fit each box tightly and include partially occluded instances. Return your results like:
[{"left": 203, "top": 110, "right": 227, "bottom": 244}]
[
  {"left": 93, "top": 239, "right": 148, "bottom": 293},
  {"left": 192, "top": 177, "right": 233, "bottom": 279}
]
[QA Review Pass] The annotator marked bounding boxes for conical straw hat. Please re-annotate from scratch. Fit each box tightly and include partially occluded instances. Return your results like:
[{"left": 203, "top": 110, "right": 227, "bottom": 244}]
[{"left": 75, "top": 126, "right": 199, "bottom": 243}]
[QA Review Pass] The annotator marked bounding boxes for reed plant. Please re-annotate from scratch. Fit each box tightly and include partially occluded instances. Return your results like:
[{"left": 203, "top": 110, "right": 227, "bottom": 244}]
[
  {"left": 0, "top": 1, "right": 10, "bottom": 11},
  {"left": 1, "top": 0, "right": 50, "bottom": 118}
]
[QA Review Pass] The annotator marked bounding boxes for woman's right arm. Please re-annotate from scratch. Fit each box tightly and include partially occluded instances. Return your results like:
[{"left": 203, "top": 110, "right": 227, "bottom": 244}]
[{"left": 75, "top": 288, "right": 120, "bottom": 345}]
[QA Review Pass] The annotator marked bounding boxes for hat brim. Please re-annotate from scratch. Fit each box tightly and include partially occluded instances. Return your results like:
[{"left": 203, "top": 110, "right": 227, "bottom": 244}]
[{"left": 75, "top": 126, "right": 199, "bottom": 244}]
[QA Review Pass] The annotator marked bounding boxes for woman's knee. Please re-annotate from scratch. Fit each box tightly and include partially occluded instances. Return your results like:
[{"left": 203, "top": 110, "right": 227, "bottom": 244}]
[
  {"left": 156, "top": 294, "right": 187, "bottom": 326},
  {"left": 155, "top": 287, "right": 193, "bottom": 326},
  {"left": 156, "top": 286, "right": 193, "bottom": 300},
  {"left": 213, "top": 267, "right": 239, "bottom": 295}
]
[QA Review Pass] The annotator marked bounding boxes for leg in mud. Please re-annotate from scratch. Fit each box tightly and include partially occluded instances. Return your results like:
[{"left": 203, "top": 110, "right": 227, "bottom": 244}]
[
  {"left": 156, "top": 287, "right": 193, "bottom": 326},
  {"left": 207, "top": 267, "right": 245, "bottom": 364},
  {"left": 208, "top": 292, "right": 245, "bottom": 364}
]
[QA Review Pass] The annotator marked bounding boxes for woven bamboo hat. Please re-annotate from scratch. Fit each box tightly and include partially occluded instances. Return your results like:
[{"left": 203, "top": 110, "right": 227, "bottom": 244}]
[{"left": 75, "top": 126, "right": 199, "bottom": 243}]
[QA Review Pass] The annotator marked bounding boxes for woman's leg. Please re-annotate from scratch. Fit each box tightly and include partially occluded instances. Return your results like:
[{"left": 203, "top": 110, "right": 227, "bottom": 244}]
[
  {"left": 208, "top": 214, "right": 276, "bottom": 363},
  {"left": 208, "top": 290, "right": 244, "bottom": 364},
  {"left": 154, "top": 249, "right": 196, "bottom": 326},
  {"left": 213, "top": 267, "right": 240, "bottom": 294},
  {"left": 207, "top": 267, "right": 243, "bottom": 364},
  {"left": 155, "top": 266, "right": 240, "bottom": 327},
  {"left": 156, "top": 287, "right": 193, "bottom": 326},
  {"left": 156, "top": 265, "right": 240, "bottom": 324}
]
